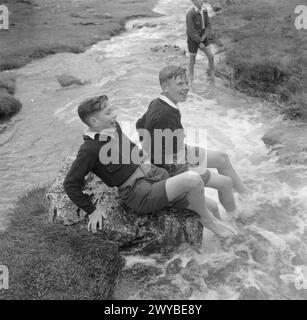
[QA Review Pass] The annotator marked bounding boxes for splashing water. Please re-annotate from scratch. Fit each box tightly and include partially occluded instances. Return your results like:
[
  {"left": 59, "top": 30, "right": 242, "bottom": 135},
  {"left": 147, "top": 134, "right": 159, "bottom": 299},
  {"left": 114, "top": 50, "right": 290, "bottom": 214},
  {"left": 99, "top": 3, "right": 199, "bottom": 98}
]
[{"left": 0, "top": 0, "right": 307, "bottom": 299}]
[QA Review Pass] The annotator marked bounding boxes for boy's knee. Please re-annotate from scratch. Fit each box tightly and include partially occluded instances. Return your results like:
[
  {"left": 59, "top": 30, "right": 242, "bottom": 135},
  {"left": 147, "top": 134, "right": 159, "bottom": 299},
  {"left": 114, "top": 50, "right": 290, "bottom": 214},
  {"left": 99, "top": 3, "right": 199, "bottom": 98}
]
[
  {"left": 220, "top": 176, "right": 233, "bottom": 191},
  {"left": 217, "top": 151, "right": 230, "bottom": 168},
  {"left": 184, "top": 171, "right": 204, "bottom": 190}
]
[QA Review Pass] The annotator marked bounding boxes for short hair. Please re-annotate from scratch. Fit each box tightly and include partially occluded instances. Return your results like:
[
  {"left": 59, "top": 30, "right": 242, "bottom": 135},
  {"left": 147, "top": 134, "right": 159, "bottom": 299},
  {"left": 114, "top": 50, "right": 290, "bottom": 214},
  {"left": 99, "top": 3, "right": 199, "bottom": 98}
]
[
  {"left": 159, "top": 65, "right": 188, "bottom": 86},
  {"left": 78, "top": 95, "right": 108, "bottom": 125}
]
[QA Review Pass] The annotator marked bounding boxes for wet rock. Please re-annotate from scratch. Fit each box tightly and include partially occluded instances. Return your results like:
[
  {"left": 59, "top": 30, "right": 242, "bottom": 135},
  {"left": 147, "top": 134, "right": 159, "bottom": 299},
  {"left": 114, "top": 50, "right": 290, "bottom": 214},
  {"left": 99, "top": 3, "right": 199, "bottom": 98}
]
[
  {"left": 79, "top": 21, "right": 97, "bottom": 26},
  {"left": 235, "top": 250, "right": 250, "bottom": 261},
  {"left": 262, "top": 125, "right": 307, "bottom": 165},
  {"left": 133, "top": 22, "right": 157, "bottom": 29},
  {"left": 56, "top": 74, "right": 85, "bottom": 87},
  {"left": 181, "top": 259, "right": 208, "bottom": 292},
  {"left": 46, "top": 156, "right": 203, "bottom": 254},
  {"left": 240, "top": 286, "right": 269, "bottom": 300},
  {"left": 250, "top": 244, "right": 268, "bottom": 264},
  {"left": 95, "top": 13, "right": 113, "bottom": 19},
  {"left": 202, "top": 254, "right": 245, "bottom": 286},
  {"left": 114, "top": 263, "right": 163, "bottom": 299},
  {"left": 140, "top": 277, "right": 185, "bottom": 300},
  {"left": 151, "top": 44, "right": 186, "bottom": 56},
  {"left": 166, "top": 258, "right": 182, "bottom": 275},
  {"left": 0, "top": 93, "right": 22, "bottom": 120},
  {"left": 0, "top": 72, "right": 16, "bottom": 95}
]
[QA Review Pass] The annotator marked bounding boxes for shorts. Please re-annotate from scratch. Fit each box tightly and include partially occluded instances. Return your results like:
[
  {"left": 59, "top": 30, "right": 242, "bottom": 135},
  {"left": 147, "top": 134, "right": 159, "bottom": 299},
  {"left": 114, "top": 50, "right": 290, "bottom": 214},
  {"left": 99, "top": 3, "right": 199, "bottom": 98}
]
[
  {"left": 164, "top": 145, "right": 211, "bottom": 185},
  {"left": 187, "top": 36, "right": 209, "bottom": 55},
  {"left": 118, "top": 165, "right": 189, "bottom": 215}
]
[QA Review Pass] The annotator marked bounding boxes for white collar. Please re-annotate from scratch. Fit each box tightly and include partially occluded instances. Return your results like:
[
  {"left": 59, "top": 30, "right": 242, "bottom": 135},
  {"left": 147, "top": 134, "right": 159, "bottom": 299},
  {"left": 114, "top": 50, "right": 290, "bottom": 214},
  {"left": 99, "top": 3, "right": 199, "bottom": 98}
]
[
  {"left": 194, "top": 5, "right": 203, "bottom": 13},
  {"left": 159, "top": 94, "right": 179, "bottom": 110},
  {"left": 84, "top": 127, "right": 116, "bottom": 140}
]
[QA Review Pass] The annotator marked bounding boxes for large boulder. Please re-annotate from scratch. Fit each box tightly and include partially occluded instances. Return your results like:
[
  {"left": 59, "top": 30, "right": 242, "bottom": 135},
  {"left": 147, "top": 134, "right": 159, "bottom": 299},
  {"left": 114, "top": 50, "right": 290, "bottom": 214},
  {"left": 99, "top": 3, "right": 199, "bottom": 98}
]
[
  {"left": 56, "top": 74, "right": 85, "bottom": 87},
  {"left": 46, "top": 156, "right": 203, "bottom": 255},
  {"left": 0, "top": 93, "right": 22, "bottom": 120},
  {"left": 262, "top": 124, "right": 307, "bottom": 165}
]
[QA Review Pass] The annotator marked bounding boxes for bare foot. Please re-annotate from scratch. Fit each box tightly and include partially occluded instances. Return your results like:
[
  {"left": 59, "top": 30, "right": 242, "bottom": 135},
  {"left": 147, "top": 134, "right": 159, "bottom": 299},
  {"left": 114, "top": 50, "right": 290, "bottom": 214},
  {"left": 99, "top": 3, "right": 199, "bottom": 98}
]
[{"left": 202, "top": 218, "right": 237, "bottom": 239}]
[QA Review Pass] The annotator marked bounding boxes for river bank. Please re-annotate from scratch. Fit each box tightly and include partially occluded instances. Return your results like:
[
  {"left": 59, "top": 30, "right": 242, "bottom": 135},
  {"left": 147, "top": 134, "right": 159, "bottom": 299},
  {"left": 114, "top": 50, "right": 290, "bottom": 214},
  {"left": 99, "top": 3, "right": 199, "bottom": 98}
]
[
  {"left": 0, "top": 0, "right": 158, "bottom": 71},
  {"left": 211, "top": 0, "right": 307, "bottom": 120}
]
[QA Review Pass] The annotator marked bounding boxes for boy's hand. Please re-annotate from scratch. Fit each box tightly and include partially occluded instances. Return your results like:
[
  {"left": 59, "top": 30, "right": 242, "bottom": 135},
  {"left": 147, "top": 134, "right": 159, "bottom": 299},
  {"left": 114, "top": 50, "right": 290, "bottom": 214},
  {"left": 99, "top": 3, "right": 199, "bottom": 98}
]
[
  {"left": 87, "top": 208, "right": 107, "bottom": 233},
  {"left": 199, "top": 43, "right": 206, "bottom": 50}
]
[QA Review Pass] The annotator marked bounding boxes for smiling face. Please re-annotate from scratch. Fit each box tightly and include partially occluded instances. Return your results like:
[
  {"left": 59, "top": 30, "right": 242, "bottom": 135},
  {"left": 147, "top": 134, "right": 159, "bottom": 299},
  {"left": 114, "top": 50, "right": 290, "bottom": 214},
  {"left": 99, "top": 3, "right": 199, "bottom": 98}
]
[
  {"left": 191, "top": 0, "right": 203, "bottom": 10},
  {"left": 161, "top": 72, "right": 190, "bottom": 104},
  {"left": 87, "top": 100, "right": 117, "bottom": 132}
]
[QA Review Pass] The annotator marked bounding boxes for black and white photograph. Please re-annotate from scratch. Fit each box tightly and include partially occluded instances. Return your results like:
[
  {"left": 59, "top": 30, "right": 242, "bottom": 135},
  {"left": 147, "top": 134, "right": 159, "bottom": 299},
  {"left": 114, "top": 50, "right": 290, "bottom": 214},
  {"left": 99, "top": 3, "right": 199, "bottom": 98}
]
[{"left": 0, "top": 0, "right": 307, "bottom": 303}]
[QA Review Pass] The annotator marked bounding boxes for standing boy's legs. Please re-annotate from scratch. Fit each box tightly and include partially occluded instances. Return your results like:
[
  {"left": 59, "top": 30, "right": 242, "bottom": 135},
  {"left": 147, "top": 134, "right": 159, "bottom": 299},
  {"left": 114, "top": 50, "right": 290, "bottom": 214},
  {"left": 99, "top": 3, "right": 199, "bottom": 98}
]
[
  {"left": 200, "top": 45, "right": 215, "bottom": 78},
  {"left": 189, "top": 53, "right": 197, "bottom": 83},
  {"left": 165, "top": 171, "right": 236, "bottom": 238}
]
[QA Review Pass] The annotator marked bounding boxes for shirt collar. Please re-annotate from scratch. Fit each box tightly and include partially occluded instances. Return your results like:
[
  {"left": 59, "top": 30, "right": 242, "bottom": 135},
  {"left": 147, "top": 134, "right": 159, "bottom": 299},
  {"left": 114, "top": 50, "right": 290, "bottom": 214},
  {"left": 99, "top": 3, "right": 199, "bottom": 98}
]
[
  {"left": 159, "top": 94, "right": 179, "bottom": 111},
  {"left": 194, "top": 5, "right": 203, "bottom": 13},
  {"left": 84, "top": 127, "right": 117, "bottom": 140}
]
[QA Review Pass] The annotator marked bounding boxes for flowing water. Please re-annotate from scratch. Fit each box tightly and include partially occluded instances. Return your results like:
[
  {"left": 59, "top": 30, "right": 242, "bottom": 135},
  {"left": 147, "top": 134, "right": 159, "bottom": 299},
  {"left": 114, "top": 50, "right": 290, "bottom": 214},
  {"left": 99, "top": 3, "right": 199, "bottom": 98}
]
[{"left": 1, "top": 0, "right": 307, "bottom": 299}]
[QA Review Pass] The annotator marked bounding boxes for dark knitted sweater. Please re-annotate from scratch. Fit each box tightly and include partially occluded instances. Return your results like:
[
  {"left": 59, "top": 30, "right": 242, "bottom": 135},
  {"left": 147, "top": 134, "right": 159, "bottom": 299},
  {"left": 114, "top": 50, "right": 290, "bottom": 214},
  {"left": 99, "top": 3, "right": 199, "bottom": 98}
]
[
  {"left": 136, "top": 98, "right": 185, "bottom": 167},
  {"left": 64, "top": 123, "right": 141, "bottom": 215},
  {"left": 186, "top": 7, "right": 211, "bottom": 43}
]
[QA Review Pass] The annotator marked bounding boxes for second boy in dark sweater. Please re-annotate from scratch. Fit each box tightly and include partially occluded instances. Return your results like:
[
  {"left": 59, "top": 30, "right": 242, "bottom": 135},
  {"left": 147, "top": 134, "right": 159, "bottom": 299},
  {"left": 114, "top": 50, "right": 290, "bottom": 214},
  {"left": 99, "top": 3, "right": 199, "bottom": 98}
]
[{"left": 136, "top": 66, "right": 251, "bottom": 224}]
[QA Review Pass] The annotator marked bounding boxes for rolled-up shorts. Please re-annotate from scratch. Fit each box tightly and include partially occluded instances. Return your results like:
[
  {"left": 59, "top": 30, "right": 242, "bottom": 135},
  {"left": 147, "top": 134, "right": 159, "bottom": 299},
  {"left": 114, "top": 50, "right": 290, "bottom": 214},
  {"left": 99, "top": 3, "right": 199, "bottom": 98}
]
[
  {"left": 187, "top": 36, "right": 209, "bottom": 55},
  {"left": 118, "top": 164, "right": 189, "bottom": 215},
  {"left": 164, "top": 145, "right": 211, "bottom": 185}
]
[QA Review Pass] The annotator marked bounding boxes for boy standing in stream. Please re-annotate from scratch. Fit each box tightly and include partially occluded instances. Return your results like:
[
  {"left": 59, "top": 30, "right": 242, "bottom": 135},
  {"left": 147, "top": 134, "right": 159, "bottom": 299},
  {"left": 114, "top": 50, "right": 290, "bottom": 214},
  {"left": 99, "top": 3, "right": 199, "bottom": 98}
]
[{"left": 186, "top": 0, "right": 215, "bottom": 82}]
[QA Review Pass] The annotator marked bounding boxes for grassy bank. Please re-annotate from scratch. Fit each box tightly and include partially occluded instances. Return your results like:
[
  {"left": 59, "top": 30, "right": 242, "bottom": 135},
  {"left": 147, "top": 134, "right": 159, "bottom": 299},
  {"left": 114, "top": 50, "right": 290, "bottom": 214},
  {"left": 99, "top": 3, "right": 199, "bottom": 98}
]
[
  {"left": 212, "top": 0, "right": 307, "bottom": 120},
  {"left": 0, "top": 187, "right": 124, "bottom": 300},
  {"left": 0, "top": 0, "right": 158, "bottom": 71}
]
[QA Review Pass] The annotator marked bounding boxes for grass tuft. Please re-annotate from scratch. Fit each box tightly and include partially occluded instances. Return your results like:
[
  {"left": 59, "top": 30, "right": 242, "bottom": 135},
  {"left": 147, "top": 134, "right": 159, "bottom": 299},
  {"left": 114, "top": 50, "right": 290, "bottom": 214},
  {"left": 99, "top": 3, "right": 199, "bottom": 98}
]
[{"left": 0, "top": 187, "right": 124, "bottom": 300}]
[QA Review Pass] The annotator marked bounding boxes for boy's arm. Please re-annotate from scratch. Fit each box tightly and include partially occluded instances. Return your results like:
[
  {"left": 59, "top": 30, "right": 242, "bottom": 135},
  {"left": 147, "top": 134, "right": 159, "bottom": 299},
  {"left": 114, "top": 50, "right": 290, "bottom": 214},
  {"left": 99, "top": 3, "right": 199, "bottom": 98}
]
[
  {"left": 186, "top": 10, "right": 202, "bottom": 43},
  {"left": 63, "top": 148, "right": 98, "bottom": 215}
]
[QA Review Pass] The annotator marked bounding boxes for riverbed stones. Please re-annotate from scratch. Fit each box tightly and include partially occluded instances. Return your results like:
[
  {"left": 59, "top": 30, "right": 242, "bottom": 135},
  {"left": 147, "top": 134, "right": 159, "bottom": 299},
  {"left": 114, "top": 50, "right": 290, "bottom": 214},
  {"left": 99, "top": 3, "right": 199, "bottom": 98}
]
[
  {"left": 46, "top": 156, "right": 203, "bottom": 255},
  {"left": 56, "top": 74, "right": 85, "bottom": 87},
  {"left": 0, "top": 93, "right": 22, "bottom": 120},
  {"left": 151, "top": 44, "right": 186, "bottom": 56},
  {"left": 133, "top": 22, "right": 157, "bottom": 29}
]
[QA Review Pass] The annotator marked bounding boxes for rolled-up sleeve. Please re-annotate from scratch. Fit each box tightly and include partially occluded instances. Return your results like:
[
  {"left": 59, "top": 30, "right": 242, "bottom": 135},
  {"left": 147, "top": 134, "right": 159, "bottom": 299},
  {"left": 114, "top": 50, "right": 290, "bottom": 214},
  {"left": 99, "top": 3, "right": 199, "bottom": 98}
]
[{"left": 63, "top": 148, "right": 98, "bottom": 215}]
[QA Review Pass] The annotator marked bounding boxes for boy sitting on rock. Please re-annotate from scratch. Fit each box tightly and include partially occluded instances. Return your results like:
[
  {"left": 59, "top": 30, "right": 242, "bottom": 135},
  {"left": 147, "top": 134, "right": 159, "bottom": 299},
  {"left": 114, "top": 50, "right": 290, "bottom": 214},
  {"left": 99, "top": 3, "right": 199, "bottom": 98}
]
[
  {"left": 64, "top": 94, "right": 236, "bottom": 238},
  {"left": 136, "top": 66, "right": 250, "bottom": 223}
]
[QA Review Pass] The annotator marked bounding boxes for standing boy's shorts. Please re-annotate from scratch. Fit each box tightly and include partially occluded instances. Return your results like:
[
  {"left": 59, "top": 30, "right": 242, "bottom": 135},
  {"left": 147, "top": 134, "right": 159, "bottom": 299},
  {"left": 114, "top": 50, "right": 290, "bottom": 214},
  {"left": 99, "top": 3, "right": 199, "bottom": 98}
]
[
  {"left": 118, "top": 164, "right": 189, "bottom": 215},
  {"left": 187, "top": 36, "right": 209, "bottom": 55}
]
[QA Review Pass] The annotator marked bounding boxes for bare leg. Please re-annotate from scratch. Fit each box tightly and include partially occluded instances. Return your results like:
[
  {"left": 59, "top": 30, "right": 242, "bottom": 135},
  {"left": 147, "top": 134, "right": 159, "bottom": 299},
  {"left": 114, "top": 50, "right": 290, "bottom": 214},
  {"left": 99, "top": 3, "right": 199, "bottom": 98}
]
[
  {"left": 188, "top": 164, "right": 236, "bottom": 213},
  {"left": 200, "top": 46, "right": 215, "bottom": 78},
  {"left": 165, "top": 171, "right": 236, "bottom": 238},
  {"left": 206, "top": 196, "right": 221, "bottom": 221},
  {"left": 206, "top": 149, "right": 249, "bottom": 195},
  {"left": 206, "top": 172, "right": 236, "bottom": 213},
  {"left": 189, "top": 54, "right": 196, "bottom": 83}
]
